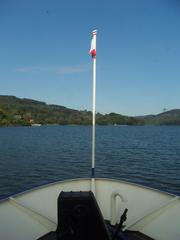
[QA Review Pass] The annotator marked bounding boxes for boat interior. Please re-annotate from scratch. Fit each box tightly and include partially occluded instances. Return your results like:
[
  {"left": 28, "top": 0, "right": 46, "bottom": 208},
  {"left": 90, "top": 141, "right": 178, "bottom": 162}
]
[
  {"left": 37, "top": 190, "right": 153, "bottom": 240},
  {"left": 0, "top": 178, "right": 179, "bottom": 240}
]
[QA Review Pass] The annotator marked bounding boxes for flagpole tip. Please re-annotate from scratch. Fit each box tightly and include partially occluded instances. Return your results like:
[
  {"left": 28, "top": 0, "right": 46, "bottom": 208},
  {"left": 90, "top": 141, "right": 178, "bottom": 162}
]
[{"left": 92, "top": 29, "right": 97, "bottom": 35}]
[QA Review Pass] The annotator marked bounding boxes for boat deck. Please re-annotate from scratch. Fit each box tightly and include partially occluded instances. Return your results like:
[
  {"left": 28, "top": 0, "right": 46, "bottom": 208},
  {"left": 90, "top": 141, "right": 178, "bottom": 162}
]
[{"left": 0, "top": 178, "right": 179, "bottom": 240}]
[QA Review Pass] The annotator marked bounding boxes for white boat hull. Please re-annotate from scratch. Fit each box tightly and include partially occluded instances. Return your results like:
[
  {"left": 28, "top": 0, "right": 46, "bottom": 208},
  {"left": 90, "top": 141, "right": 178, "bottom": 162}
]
[{"left": 0, "top": 178, "right": 179, "bottom": 240}]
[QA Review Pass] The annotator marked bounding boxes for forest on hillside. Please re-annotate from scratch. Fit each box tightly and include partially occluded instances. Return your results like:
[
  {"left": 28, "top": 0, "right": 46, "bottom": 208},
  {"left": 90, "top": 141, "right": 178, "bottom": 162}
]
[{"left": 0, "top": 96, "right": 180, "bottom": 126}]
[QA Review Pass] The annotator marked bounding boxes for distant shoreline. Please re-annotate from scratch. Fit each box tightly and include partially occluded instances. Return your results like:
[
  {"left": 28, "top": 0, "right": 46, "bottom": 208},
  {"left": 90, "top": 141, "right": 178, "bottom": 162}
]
[
  {"left": 0, "top": 95, "right": 180, "bottom": 126},
  {"left": 1, "top": 124, "right": 180, "bottom": 128}
]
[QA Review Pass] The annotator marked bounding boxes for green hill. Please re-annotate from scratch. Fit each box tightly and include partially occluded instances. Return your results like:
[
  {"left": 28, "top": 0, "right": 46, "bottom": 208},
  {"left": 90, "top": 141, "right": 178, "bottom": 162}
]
[
  {"left": 0, "top": 95, "right": 180, "bottom": 126},
  {"left": 0, "top": 95, "right": 88, "bottom": 126},
  {"left": 0, "top": 95, "right": 138, "bottom": 126},
  {"left": 148, "top": 109, "right": 180, "bottom": 125}
]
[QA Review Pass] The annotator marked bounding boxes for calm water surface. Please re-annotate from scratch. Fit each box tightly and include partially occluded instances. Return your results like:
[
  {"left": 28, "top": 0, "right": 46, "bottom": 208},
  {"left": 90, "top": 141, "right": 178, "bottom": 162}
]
[{"left": 0, "top": 125, "right": 180, "bottom": 199}]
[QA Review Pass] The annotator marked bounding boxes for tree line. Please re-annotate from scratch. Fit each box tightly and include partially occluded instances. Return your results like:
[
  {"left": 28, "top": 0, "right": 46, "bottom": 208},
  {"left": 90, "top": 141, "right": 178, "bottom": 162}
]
[
  {"left": 0, "top": 96, "right": 141, "bottom": 126},
  {"left": 0, "top": 96, "right": 180, "bottom": 126}
]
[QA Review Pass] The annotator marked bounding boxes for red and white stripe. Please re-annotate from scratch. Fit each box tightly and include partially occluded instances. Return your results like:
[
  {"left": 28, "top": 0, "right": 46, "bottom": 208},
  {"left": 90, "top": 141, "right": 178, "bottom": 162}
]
[{"left": 89, "top": 30, "right": 97, "bottom": 58}]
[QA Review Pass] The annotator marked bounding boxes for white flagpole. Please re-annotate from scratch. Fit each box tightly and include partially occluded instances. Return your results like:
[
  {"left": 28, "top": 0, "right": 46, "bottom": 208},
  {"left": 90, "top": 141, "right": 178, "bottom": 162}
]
[{"left": 91, "top": 30, "right": 97, "bottom": 195}]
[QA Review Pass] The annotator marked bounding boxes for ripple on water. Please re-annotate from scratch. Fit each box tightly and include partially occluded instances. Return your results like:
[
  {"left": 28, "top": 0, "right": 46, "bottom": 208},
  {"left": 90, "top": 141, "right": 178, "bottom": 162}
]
[{"left": 0, "top": 125, "right": 180, "bottom": 199}]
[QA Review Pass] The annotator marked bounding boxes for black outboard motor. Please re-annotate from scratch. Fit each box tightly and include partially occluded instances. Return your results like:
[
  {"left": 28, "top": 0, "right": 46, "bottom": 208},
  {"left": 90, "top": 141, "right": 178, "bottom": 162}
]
[
  {"left": 37, "top": 191, "right": 111, "bottom": 240},
  {"left": 57, "top": 191, "right": 111, "bottom": 240}
]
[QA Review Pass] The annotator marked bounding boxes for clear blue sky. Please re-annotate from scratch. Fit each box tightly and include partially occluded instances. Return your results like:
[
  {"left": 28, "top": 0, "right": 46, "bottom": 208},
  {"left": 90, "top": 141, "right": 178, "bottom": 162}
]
[{"left": 0, "top": 0, "right": 180, "bottom": 116}]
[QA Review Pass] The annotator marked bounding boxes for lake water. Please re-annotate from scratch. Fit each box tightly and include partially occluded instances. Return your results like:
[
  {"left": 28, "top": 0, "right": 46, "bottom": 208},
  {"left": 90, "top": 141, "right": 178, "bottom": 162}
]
[{"left": 0, "top": 125, "right": 180, "bottom": 199}]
